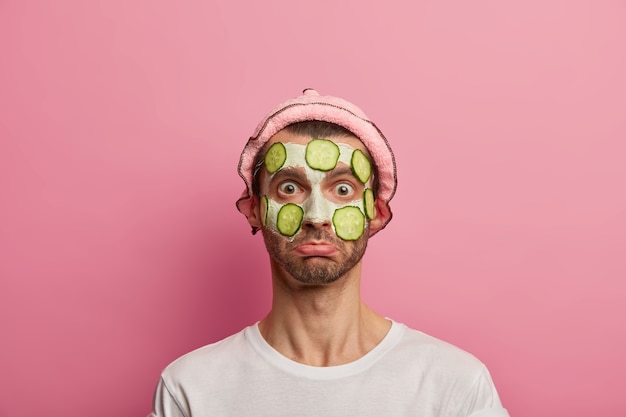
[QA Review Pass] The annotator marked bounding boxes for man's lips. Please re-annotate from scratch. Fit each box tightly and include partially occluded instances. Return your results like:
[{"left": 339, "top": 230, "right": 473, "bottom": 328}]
[{"left": 294, "top": 243, "right": 338, "bottom": 256}]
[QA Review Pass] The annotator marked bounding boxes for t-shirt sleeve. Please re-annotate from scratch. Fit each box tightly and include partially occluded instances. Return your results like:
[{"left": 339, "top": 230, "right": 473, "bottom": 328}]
[
  {"left": 456, "top": 365, "right": 510, "bottom": 417},
  {"left": 148, "top": 376, "right": 188, "bottom": 417}
]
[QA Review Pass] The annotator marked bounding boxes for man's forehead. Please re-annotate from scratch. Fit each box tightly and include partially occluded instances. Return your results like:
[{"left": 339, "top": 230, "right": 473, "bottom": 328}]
[{"left": 258, "top": 132, "right": 374, "bottom": 187}]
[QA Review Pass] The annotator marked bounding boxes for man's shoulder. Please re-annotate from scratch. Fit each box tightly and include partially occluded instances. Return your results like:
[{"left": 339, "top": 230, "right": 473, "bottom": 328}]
[
  {"left": 160, "top": 325, "right": 253, "bottom": 381},
  {"left": 391, "top": 322, "right": 487, "bottom": 375}
]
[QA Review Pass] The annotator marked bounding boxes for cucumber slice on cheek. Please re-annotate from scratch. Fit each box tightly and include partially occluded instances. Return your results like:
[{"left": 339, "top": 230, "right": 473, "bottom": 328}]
[
  {"left": 265, "top": 142, "right": 287, "bottom": 174},
  {"left": 305, "top": 139, "right": 340, "bottom": 171},
  {"left": 363, "top": 188, "right": 376, "bottom": 220},
  {"left": 260, "top": 195, "right": 268, "bottom": 227},
  {"left": 277, "top": 204, "right": 304, "bottom": 237},
  {"left": 333, "top": 206, "right": 365, "bottom": 241}
]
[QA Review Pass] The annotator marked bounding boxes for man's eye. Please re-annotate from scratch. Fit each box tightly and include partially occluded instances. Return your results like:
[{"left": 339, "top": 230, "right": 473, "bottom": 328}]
[
  {"left": 279, "top": 181, "right": 300, "bottom": 194},
  {"left": 334, "top": 183, "right": 354, "bottom": 196}
]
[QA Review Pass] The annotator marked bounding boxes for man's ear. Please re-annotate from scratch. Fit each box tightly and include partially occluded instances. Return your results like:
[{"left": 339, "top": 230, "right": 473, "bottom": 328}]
[
  {"left": 247, "top": 195, "right": 263, "bottom": 229},
  {"left": 367, "top": 198, "right": 389, "bottom": 236},
  {"left": 368, "top": 215, "right": 384, "bottom": 236}
]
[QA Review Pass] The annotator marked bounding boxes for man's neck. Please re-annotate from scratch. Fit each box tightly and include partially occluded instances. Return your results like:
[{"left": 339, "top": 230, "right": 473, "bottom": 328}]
[{"left": 258, "top": 261, "right": 391, "bottom": 367}]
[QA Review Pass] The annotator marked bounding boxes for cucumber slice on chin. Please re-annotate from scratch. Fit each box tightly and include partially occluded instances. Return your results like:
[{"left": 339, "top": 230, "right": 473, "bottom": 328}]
[
  {"left": 277, "top": 203, "right": 304, "bottom": 237},
  {"left": 364, "top": 188, "right": 376, "bottom": 220},
  {"left": 265, "top": 142, "right": 287, "bottom": 173},
  {"left": 351, "top": 149, "right": 372, "bottom": 183},
  {"left": 305, "top": 139, "right": 340, "bottom": 171},
  {"left": 333, "top": 206, "right": 365, "bottom": 241}
]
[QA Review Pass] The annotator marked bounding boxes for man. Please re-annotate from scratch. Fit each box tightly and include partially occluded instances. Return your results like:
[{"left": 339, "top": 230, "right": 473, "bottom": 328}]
[{"left": 149, "top": 89, "right": 509, "bottom": 417}]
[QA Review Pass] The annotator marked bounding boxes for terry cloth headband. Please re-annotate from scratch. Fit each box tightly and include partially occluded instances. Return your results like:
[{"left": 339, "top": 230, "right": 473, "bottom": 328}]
[{"left": 236, "top": 88, "right": 397, "bottom": 236}]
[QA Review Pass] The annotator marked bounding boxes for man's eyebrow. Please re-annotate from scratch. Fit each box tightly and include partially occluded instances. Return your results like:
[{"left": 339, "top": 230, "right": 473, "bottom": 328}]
[
  {"left": 271, "top": 167, "right": 308, "bottom": 183},
  {"left": 325, "top": 165, "right": 357, "bottom": 181},
  {"left": 272, "top": 165, "right": 361, "bottom": 183}
]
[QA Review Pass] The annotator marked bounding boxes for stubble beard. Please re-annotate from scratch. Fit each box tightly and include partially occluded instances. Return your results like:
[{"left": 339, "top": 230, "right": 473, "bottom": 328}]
[{"left": 261, "top": 228, "right": 369, "bottom": 285}]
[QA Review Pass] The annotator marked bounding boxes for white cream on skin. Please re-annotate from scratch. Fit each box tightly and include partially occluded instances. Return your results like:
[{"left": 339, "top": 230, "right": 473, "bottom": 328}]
[{"left": 263, "top": 142, "right": 372, "bottom": 240}]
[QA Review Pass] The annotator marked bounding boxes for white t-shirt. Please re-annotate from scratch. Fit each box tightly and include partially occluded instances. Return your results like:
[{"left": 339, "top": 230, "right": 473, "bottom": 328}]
[{"left": 149, "top": 321, "right": 509, "bottom": 417}]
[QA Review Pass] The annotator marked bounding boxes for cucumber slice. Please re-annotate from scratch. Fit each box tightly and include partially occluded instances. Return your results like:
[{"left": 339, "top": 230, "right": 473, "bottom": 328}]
[
  {"left": 351, "top": 149, "right": 372, "bottom": 183},
  {"left": 277, "top": 203, "right": 304, "bottom": 236},
  {"left": 265, "top": 142, "right": 287, "bottom": 174},
  {"left": 333, "top": 206, "right": 365, "bottom": 241},
  {"left": 260, "top": 195, "right": 268, "bottom": 227},
  {"left": 363, "top": 188, "right": 376, "bottom": 220},
  {"left": 305, "top": 139, "right": 340, "bottom": 171}
]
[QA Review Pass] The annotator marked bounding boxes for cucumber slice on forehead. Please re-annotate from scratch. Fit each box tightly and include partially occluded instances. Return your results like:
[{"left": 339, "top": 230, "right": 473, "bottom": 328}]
[
  {"left": 265, "top": 142, "right": 287, "bottom": 174},
  {"left": 351, "top": 149, "right": 372, "bottom": 183},
  {"left": 277, "top": 204, "right": 304, "bottom": 237},
  {"left": 333, "top": 206, "right": 365, "bottom": 241},
  {"left": 363, "top": 188, "right": 376, "bottom": 220},
  {"left": 305, "top": 139, "right": 340, "bottom": 171}
]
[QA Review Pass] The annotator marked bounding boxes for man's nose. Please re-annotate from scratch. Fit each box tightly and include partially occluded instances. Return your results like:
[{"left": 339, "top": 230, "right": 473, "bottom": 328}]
[
  {"left": 301, "top": 189, "right": 333, "bottom": 228},
  {"left": 301, "top": 217, "right": 332, "bottom": 230}
]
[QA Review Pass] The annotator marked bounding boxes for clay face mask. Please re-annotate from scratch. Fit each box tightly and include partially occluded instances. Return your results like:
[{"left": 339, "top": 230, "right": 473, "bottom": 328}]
[{"left": 260, "top": 139, "right": 376, "bottom": 241}]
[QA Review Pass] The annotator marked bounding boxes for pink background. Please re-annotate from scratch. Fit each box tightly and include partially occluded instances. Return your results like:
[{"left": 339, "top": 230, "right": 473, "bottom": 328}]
[{"left": 1, "top": 1, "right": 625, "bottom": 416}]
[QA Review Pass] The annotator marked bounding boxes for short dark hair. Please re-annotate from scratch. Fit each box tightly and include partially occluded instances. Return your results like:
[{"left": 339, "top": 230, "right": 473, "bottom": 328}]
[
  {"left": 282, "top": 120, "right": 355, "bottom": 139},
  {"left": 251, "top": 120, "right": 379, "bottom": 196}
]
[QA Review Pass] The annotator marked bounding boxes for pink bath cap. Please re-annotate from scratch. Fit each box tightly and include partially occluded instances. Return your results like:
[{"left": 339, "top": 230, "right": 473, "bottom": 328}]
[{"left": 236, "top": 89, "right": 397, "bottom": 235}]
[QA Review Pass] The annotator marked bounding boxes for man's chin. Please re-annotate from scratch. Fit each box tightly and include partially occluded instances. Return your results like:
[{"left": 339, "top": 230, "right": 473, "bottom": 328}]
[
  {"left": 289, "top": 257, "right": 355, "bottom": 284},
  {"left": 290, "top": 271, "right": 342, "bottom": 286}
]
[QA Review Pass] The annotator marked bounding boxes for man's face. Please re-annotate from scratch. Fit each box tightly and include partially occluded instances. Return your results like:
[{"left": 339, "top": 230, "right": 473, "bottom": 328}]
[{"left": 254, "top": 129, "right": 376, "bottom": 285}]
